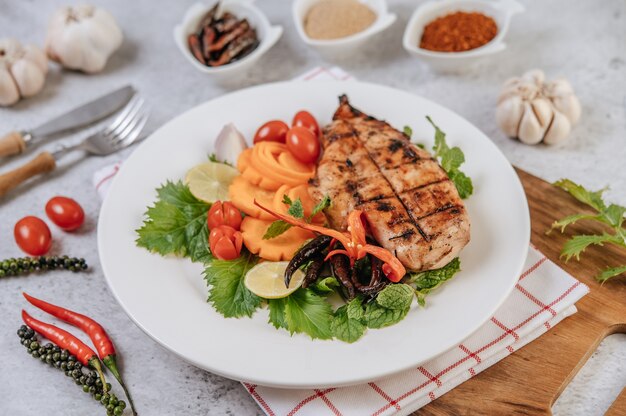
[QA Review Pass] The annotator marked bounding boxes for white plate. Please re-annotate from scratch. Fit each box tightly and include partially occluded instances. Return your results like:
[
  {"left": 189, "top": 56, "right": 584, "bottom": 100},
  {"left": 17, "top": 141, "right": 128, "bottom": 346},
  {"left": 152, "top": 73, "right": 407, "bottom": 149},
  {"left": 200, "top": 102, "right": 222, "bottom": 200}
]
[{"left": 98, "top": 81, "right": 530, "bottom": 389}]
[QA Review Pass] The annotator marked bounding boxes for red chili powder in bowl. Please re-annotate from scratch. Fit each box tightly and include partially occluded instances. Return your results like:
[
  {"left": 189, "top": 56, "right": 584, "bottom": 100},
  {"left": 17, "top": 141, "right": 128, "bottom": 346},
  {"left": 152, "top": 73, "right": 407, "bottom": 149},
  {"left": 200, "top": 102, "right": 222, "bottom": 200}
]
[{"left": 420, "top": 11, "right": 498, "bottom": 52}]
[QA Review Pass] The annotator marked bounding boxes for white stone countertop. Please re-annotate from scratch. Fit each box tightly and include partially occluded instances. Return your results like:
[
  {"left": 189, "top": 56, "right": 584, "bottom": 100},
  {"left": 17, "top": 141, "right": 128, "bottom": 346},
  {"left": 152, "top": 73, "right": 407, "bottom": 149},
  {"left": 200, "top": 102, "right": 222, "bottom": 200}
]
[{"left": 0, "top": 0, "right": 624, "bottom": 415}]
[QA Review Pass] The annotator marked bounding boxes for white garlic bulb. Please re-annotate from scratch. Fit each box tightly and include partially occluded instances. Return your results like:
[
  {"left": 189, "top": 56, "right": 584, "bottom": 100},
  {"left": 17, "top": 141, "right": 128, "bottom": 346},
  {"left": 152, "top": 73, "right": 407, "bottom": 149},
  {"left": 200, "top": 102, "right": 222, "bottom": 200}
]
[
  {"left": 0, "top": 39, "right": 48, "bottom": 106},
  {"left": 45, "top": 5, "right": 123, "bottom": 73},
  {"left": 496, "top": 69, "right": 581, "bottom": 145}
]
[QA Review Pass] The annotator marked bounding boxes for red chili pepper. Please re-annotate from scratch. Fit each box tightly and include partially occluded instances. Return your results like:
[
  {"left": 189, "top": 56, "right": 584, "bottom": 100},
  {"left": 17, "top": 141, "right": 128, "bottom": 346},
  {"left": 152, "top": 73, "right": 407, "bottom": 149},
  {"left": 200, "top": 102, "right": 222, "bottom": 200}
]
[
  {"left": 23, "top": 293, "right": 137, "bottom": 415},
  {"left": 254, "top": 200, "right": 407, "bottom": 281},
  {"left": 21, "top": 310, "right": 108, "bottom": 389}
]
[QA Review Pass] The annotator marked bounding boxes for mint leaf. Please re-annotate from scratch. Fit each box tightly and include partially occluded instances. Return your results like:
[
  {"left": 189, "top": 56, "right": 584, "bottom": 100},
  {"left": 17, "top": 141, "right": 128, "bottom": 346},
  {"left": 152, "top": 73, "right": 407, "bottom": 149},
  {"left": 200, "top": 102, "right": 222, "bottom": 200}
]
[
  {"left": 310, "top": 276, "right": 340, "bottom": 295},
  {"left": 363, "top": 302, "right": 409, "bottom": 329},
  {"left": 561, "top": 233, "right": 617, "bottom": 261},
  {"left": 410, "top": 258, "right": 461, "bottom": 306},
  {"left": 310, "top": 195, "right": 331, "bottom": 218},
  {"left": 282, "top": 194, "right": 293, "bottom": 206},
  {"left": 448, "top": 170, "right": 474, "bottom": 199},
  {"left": 426, "top": 116, "right": 473, "bottom": 199},
  {"left": 331, "top": 302, "right": 366, "bottom": 343},
  {"left": 346, "top": 296, "right": 365, "bottom": 320},
  {"left": 554, "top": 179, "right": 606, "bottom": 212},
  {"left": 262, "top": 220, "right": 292, "bottom": 240},
  {"left": 136, "top": 181, "right": 212, "bottom": 263},
  {"left": 281, "top": 289, "right": 333, "bottom": 340},
  {"left": 268, "top": 298, "right": 288, "bottom": 329},
  {"left": 375, "top": 284, "right": 414, "bottom": 310},
  {"left": 204, "top": 253, "right": 261, "bottom": 318},
  {"left": 596, "top": 265, "right": 626, "bottom": 283},
  {"left": 263, "top": 196, "right": 308, "bottom": 240},
  {"left": 403, "top": 125, "right": 413, "bottom": 137},
  {"left": 288, "top": 198, "right": 304, "bottom": 218}
]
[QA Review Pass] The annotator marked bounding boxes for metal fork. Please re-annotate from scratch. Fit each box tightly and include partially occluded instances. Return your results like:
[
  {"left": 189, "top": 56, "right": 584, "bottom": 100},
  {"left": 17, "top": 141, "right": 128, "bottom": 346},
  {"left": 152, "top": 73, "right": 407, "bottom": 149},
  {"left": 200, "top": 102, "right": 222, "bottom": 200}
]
[{"left": 0, "top": 95, "right": 149, "bottom": 198}]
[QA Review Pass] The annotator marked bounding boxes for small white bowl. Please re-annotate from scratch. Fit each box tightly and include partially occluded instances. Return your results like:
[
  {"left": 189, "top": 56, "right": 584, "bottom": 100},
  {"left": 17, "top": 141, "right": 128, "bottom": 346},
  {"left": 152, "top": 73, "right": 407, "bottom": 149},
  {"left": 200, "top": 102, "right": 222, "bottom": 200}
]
[
  {"left": 293, "top": 0, "right": 397, "bottom": 60},
  {"left": 174, "top": 0, "right": 283, "bottom": 79},
  {"left": 403, "top": 0, "right": 524, "bottom": 72}
]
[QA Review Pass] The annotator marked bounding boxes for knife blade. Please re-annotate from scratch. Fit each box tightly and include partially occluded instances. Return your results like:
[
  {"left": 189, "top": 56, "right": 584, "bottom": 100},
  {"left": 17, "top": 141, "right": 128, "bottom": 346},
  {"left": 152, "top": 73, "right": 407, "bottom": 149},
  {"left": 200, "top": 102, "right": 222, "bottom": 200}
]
[
  {"left": 0, "top": 85, "right": 136, "bottom": 158},
  {"left": 30, "top": 85, "right": 136, "bottom": 141}
]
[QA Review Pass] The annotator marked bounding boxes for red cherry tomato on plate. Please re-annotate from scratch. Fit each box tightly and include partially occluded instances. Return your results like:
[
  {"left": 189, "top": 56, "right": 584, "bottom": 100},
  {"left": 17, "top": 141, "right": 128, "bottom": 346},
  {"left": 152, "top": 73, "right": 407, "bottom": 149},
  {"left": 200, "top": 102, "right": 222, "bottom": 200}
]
[
  {"left": 253, "top": 120, "right": 289, "bottom": 144},
  {"left": 14, "top": 216, "right": 52, "bottom": 256},
  {"left": 209, "top": 225, "right": 243, "bottom": 260},
  {"left": 292, "top": 111, "right": 320, "bottom": 137},
  {"left": 207, "top": 201, "right": 242, "bottom": 230},
  {"left": 45, "top": 196, "right": 85, "bottom": 231},
  {"left": 286, "top": 126, "right": 320, "bottom": 164}
]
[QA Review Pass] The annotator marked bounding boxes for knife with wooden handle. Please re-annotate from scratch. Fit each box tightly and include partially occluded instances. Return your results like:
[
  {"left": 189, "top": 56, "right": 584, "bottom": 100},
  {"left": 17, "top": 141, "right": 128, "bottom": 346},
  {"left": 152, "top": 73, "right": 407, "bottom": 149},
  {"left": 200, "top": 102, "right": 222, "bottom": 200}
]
[{"left": 0, "top": 85, "right": 135, "bottom": 158}]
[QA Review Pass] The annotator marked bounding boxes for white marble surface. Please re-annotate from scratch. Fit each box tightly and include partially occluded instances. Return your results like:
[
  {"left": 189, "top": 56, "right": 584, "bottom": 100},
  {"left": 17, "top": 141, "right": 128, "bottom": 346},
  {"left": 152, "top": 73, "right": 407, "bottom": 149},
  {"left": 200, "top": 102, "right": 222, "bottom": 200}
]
[{"left": 0, "top": 0, "right": 624, "bottom": 415}]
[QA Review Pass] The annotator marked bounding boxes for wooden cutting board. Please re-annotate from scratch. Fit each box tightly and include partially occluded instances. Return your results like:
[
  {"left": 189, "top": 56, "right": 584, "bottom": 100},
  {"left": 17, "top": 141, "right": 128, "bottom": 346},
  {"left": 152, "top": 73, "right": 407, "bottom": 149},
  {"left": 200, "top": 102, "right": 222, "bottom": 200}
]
[{"left": 417, "top": 168, "right": 626, "bottom": 415}]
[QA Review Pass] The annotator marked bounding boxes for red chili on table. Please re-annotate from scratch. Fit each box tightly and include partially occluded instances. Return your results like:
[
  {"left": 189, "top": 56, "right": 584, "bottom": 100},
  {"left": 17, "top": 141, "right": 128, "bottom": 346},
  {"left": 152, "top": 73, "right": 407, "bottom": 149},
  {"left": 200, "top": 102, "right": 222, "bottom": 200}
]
[
  {"left": 23, "top": 293, "right": 137, "bottom": 415},
  {"left": 21, "top": 310, "right": 108, "bottom": 389}
]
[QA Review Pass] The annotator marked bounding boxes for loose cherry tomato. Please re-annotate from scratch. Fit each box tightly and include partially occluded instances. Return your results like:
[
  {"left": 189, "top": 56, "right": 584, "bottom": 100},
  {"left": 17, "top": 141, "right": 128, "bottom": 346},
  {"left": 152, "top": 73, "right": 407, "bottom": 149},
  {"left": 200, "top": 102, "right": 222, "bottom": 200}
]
[
  {"left": 45, "top": 196, "right": 85, "bottom": 231},
  {"left": 14, "top": 216, "right": 52, "bottom": 256},
  {"left": 253, "top": 120, "right": 289, "bottom": 144},
  {"left": 209, "top": 225, "right": 243, "bottom": 260},
  {"left": 292, "top": 111, "right": 320, "bottom": 137},
  {"left": 207, "top": 201, "right": 242, "bottom": 230},
  {"left": 286, "top": 126, "right": 320, "bottom": 164}
]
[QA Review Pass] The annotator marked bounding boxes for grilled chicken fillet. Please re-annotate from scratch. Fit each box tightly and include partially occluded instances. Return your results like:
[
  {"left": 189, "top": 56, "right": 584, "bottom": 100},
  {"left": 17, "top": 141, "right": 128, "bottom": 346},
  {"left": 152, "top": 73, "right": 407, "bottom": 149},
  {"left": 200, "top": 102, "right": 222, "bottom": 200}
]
[{"left": 309, "top": 96, "right": 470, "bottom": 271}]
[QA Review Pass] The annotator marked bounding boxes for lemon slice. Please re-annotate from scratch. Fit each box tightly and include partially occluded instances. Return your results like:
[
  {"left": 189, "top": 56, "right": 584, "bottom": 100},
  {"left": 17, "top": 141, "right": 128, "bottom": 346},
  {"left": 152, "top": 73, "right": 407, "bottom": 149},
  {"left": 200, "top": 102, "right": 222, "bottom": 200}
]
[
  {"left": 244, "top": 261, "right": 305, "bottom": 299},
  {"left": 184, "top": 161, "right": 238, "bottom": 203}
]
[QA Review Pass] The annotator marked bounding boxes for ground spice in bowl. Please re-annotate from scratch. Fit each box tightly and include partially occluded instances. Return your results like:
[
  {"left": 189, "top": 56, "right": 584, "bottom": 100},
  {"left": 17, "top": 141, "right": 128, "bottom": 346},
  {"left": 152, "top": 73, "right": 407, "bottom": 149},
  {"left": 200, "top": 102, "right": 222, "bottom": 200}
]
[
  {"left": 420, "top": 11, "right": 498, "bottom": 52},
  {"left": 304, "top": 0, "right": 377, "bottom": 40}
]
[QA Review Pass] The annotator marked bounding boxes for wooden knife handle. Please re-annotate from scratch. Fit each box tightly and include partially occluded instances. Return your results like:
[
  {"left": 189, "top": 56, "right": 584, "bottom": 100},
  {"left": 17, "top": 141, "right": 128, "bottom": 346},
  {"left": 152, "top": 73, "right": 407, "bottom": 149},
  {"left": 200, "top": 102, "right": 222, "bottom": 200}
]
[
  {"left": 0, "top": 131, "right": 27, "bottom": 157},
  {"left": 0, "top": 152, "right": 56, "bottom": 198}
]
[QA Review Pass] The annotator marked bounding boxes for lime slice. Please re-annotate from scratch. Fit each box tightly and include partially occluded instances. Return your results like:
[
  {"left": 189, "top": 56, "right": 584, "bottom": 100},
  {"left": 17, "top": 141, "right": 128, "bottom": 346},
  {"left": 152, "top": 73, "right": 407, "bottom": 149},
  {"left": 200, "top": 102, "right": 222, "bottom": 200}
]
[
  {"left": 184, "top": 161, "right": 238, "bottom": 203},
  {"left": 244, "top": 261, "right": 305, "bottom": 299}
]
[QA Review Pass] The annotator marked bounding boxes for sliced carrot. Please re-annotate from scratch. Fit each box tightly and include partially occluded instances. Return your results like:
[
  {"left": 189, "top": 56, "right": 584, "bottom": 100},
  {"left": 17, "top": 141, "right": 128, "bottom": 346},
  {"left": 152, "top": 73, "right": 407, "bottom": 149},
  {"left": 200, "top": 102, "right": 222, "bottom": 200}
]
[
  {"left": 240, "top": 216, "right": 315, "bottom": 261},
  {"left": 228, "top": 176, "right": 275, "bottom": 220}
]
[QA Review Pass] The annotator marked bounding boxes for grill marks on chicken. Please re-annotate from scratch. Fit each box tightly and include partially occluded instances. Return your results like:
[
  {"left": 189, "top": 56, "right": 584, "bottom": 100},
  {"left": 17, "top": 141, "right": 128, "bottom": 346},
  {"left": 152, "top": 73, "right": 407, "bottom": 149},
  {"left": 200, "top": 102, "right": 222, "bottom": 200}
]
[{"left": 309, "top": 95, "right": 470, "bottom": 271}]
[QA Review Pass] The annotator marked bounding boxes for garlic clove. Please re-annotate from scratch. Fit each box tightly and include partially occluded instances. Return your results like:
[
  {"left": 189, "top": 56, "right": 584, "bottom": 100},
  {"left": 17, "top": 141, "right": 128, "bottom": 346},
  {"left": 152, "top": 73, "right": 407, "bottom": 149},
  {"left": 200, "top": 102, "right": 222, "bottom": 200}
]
[
  {"left": 522, "top": 69, "right": 545, "bottom": 86},
  {"left": 10, "top": 59, "right": 45, "bottom": 97},
  {"left": 542, "top": 110, "right": 572, "bottom": 145},
  {"left": 552, "top": 94, "right": 581, "bottom": 125},
  {"left": 518, "top": 101, "right": 547, "bottom": 145},
  {"left": 496, "top": 96, "right": 524, "bottom": 137},
  {"left": 530, "top": 97, "right": 553, "bottom": 128},
  {"left": 22, "top": 44, "right": 48, "bottom": 75},
  {"left": 0, "top": 69, "right": 20, "bottom": 106}
]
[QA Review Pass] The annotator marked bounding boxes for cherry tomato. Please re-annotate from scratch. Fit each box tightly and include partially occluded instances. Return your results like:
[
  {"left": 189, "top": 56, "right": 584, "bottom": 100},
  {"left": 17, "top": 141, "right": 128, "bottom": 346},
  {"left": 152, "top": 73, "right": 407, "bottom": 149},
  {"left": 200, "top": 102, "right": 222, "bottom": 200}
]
[
  {"left": 14, "top": 216, "right": 52, "bottom": 256},
  {"left": 209, "top": 225, "right": 243, "bottom": 260},
  {"left": 292, "top": 111, "right": 320, "bottom": 137},
  {"left": 207, "top": 201, "right": 242, "bottom": 230},
  {"left": 253, "top": 120, "right": 289, "bottom": 144},
  {"left": 286, "top": 126, "right": 320, "bottom": 164},
  {"left": 45, "top": 196, "right": 85, "bottom": 231}
]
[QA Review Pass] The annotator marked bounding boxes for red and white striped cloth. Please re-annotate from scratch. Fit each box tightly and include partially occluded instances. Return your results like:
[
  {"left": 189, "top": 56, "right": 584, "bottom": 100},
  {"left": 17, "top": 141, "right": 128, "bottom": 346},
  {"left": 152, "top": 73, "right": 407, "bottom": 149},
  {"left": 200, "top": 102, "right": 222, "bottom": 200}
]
[{"left": 93, "top": 67, "right": 589, "bottom": 415}]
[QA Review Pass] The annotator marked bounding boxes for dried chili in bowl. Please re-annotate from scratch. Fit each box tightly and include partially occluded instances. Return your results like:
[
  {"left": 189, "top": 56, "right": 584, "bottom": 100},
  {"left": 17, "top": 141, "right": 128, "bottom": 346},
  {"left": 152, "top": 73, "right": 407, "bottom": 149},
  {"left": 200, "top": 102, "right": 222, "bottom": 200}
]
[{"left": 420, "top": 11, "right": 498, "bottom": 52}]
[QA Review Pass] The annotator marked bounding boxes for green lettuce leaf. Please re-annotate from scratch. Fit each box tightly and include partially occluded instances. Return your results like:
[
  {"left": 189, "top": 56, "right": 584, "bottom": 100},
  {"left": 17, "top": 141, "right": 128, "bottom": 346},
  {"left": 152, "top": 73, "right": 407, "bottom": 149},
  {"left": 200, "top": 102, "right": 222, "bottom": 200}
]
[
  {"left": 136, "top": 181, "right": 212, "bottom": 263},
  {"left": 204, "top": 253, "right": 261, "bottom": 318}
]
